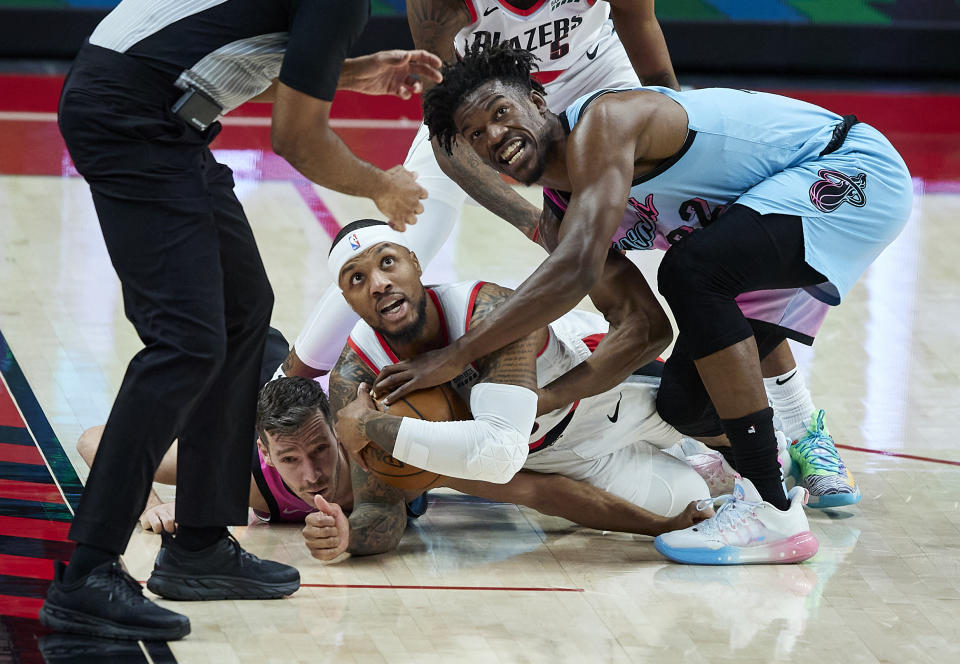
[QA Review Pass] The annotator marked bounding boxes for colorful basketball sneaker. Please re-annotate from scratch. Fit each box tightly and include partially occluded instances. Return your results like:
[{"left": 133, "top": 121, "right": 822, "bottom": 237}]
[
  {"left": 653, "top": 477, "right": 819, "bottom": 565},
  {"left": 789, "top": 410, "right": 861, "bottom": 508}
]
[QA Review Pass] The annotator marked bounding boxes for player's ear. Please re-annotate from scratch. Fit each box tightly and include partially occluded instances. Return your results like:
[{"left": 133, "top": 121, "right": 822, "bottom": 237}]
[
  {"left": 256, "top": 436, "right": 275, "bottom": 467},
  {"left": 531, "top": 90, "right": 548, "bottom": 115},
  {"left": 410, "top": 250, "right": 422, "bottom": 277}
]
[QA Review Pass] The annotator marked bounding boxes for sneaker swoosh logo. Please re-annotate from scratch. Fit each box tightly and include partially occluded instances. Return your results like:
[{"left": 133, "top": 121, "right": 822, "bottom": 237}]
[
  {"left": 607, "top": 392, "right": 622, "bottom": 423},
  {"left": 483, "top": 6, "right": 498, "bottom": 15},
  {"left": 585, "top": 44, "right": 600, "bottom": 60},
  {"left": 775, "top": 371, "right": 797, "bottom": 386}
]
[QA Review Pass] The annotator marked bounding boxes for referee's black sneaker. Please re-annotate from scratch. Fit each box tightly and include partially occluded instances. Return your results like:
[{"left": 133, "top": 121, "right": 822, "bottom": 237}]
[
  {"left": 39, "top": 560, "right": 191, "bottom": 641},
  {"left": 146, "top": 531, "right": 300, "bottom": 601}
]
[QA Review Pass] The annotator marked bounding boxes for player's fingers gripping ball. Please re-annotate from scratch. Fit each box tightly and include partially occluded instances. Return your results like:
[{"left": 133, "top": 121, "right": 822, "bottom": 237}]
[{"left": 360, "top": 384, "right": 471, "bottom": 491}]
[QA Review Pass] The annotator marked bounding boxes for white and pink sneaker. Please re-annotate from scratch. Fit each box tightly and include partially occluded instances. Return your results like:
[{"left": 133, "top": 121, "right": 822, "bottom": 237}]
[{"left": 654, "top": 476, "right": 818, "bottom": 565}]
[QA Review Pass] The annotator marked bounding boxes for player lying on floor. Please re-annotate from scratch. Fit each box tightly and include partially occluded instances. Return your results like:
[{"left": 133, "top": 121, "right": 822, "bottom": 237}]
[
  {"left": 76, "top": 331, "right": 713, "bottom": 561},
  {"left": 326, "top": 219, "right": 720, "bottom": 558}
]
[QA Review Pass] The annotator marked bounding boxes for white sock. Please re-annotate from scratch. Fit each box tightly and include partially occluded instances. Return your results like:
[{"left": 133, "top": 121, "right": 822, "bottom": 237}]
[{"left": 763, "top": 370, "right": 816, "bottom": 442}]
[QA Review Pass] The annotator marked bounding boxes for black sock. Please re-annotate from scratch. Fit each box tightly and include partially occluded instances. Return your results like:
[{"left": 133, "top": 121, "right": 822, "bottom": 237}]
[
  {"left": 721, "top": 407, "right": 790, "bottom": 510},
  {"left": 64, "top": 543, "right": 119, "bottom": 584},
  {"left": 173, "top": 526, "right": 228, "bottom": 552}
]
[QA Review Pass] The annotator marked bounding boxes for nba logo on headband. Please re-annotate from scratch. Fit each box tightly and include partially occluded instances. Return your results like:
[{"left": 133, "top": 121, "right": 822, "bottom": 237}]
[{"left": 349, "top": 233, "right": 361, "bottom": 250}]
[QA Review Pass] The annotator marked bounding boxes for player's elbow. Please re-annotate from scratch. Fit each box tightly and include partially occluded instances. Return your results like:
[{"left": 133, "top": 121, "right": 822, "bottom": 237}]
[
  {"left": 468, "top": 423, "right": 529, "bottom": 484},
  {"left": 622, "top": 308, "right": 673, "bottom": 366}
]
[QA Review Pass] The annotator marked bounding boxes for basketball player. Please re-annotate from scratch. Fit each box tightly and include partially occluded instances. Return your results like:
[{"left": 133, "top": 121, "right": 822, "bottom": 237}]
[
  {"left": 324, "top": 219, "right": 721, "bottom": 562},
  {"left": 375, "top": 45, "right": 913, "bottom": 564},
  {"left": 282, "top": 0, "right": 855, "bottom": 510},
  {"left": 76, "top": 350, "right": 713, "bottom": 562}
]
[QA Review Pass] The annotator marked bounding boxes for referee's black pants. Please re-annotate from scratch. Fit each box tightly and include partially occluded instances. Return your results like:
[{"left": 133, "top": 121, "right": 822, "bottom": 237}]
[{"left": 58, "top": 44, "right": 274, "bottom": 553}]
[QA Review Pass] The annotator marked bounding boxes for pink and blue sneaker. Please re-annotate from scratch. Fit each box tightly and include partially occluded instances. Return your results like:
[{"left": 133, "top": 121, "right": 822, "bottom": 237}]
[{"left": 654, "top": 476, "right": 819, "bottom": 565}]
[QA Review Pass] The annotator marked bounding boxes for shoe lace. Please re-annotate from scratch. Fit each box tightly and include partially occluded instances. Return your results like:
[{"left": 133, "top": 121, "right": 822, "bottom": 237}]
[
  {"left": 794, "top": 410, "right": 843, "bottom": 474},
  {"left": 692, "top": 493, "right": 753, "bottom": 536},
  {"left": 107, "top": 562, "right": 147, "bottom": 604},
  {"left": 226, "top": 532, "right": 261, "bottom": 567}
]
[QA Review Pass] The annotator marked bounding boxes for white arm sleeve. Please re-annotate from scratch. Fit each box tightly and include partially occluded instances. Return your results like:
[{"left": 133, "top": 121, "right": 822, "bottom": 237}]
[{"left": 392, "top": 382, "right": 536, "bottom": 484}]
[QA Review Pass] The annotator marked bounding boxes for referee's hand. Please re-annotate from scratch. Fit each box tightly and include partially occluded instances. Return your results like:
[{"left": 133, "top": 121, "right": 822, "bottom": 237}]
[
  {"left": 376, "top": 165, "right": 427, "bottom": 230},
  {"left": 340, "top": 49, "right": 443, "bottom": 99}
]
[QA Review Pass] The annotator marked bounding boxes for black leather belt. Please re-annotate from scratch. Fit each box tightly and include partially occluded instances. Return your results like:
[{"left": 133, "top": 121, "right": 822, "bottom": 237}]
[{"left": 819, "top": 114, "right": 859, "bottom": 157}]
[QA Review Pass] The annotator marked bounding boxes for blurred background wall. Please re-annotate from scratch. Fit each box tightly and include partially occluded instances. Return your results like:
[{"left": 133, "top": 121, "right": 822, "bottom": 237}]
[{"left": 1, "top": 0, "right": 958, "bottom": 79}]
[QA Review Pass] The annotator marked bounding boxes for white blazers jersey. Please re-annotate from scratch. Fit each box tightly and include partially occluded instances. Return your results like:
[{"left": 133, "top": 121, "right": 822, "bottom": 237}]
[
  {"left": 346, "top": 280, "right": 609, "bottom": 450},
  {"left": 456, "top": 0, "right": 609, "bottom": 81}
]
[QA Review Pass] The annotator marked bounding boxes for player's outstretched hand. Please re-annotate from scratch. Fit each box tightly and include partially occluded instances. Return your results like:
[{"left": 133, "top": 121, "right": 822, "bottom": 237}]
[
  {"left": 303, "top": 494, "right": 350, "bottom": 562},
  {"left": 375, "top": 165, "right": 427, "bottom": 231},
  {"left": 341, "top": 49, "right": 443, "bottom": 99},
  {"left": 668, "top": 500, "right": 715, "bottom": 532},
  {"left": 139, "top": 502, "right": 176, "bottom": 534},
  {"left": 373, "top": 345, "right": 464, "bottom": 405}
]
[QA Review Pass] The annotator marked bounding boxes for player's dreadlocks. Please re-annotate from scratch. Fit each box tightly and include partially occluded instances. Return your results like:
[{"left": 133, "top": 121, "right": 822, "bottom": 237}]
[{"left": 423, "top": 43, "right": 545, "bottom": 156}]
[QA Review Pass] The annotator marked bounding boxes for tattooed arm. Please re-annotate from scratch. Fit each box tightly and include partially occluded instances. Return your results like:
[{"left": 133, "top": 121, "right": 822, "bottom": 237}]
[
  {"left": 407, "top": 0, "right": 542, "bottom": 239},
  {"left": 328, "top": 345, "right": 409, "bottom": 556}
]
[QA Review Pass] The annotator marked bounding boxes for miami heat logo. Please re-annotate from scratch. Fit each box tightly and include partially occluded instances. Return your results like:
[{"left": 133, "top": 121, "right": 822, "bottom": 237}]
[
  {"left": 809, "top": 169, "right": 867, "bottom": 213},
  {"left": 613, "top": 194, "right": 659, "bottom": 251}
]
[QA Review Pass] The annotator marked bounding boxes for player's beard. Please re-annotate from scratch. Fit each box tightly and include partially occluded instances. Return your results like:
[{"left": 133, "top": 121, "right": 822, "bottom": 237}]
[
  {"left": 379, "top": 290, "right": 428, "bottom": 346},
  {"left": 518, "top": 133, "right": 550, "bottom": 185}
]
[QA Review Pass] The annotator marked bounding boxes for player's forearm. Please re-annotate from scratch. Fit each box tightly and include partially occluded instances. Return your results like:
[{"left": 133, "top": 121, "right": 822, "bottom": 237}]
[
  {"left": 347, "top": 503, "right": 407, "bottom": 556},
  {"left": 457, "top": 472, "right": 674, "bottom": 536},
  {"left": 274, "top": 123, "right": 389, "bottom": 199},
  {"left": 537, "top": 475, "right": 675, "bottom": 535},
  {"left": 143, "top": 488, "right": 164, "bottom": 511},
  {"left": 540, "top": 321, "right": 669, "bottom": 413},
  {"left": 451, "top": 251, "right": 602, "bottom": 366},
  {"left": 609, "top": 3, "right": 680, "bottom": 91},
  {"left": 355, "top": 411, "right": 403, "bottom": 455},
  {"left": 434, "top": 140, "right": 542, "bottom": 240}
]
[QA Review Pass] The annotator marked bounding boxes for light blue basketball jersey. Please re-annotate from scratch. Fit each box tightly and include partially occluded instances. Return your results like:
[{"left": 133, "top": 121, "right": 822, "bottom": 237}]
[{"left": 550, "top": 87, "right": 913, "bottom": 303}]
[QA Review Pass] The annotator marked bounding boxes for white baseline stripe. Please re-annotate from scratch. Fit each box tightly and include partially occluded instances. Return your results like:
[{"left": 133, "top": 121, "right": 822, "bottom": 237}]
[{"left": 0, "top": 110, "right": 421, "bottom": 129}]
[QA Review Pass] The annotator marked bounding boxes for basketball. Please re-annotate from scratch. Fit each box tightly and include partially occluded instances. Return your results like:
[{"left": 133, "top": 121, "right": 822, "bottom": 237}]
[{"left": 359, "top": 384, "right": 471, "bottom": 491}]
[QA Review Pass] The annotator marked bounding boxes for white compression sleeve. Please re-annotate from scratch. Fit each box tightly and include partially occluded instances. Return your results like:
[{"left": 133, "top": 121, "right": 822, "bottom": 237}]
[
  {"left": 393, "top": 382, "right": 536, "bottom": 484},
  {"left": 292, "top": 285, "right": 360, "bottom": 371}
]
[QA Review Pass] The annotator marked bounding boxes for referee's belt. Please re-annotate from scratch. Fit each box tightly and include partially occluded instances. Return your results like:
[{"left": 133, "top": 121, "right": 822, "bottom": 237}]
[
  {"left": 819, "top": 114, "right": 859, "bottom": 157},
  {"left": 528, "top": 400, "right": 580, "bottom": 454}
]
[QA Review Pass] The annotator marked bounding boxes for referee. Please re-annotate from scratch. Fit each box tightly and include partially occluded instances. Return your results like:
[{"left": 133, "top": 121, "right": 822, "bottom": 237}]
[{"left": 40, "top": 0, "right": 442, "bottom": 641}]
